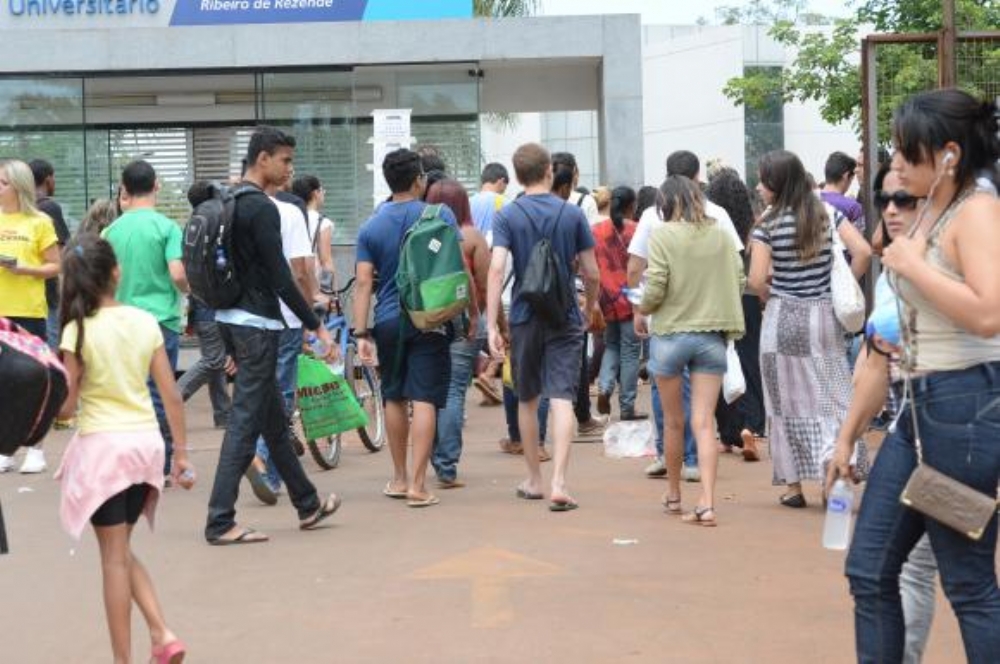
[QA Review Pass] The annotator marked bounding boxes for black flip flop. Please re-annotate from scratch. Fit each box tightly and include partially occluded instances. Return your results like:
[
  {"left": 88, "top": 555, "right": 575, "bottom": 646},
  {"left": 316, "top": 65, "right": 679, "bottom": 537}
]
[
  {"left": 549, "top": 499, "right": 579, "bottom": 512},
  {"left": 300, "top": 493, "right": 342, "bottom": 530},
  {"left": 208, "top": 527, "right": 269, "bottom": 546},
  {"left": 516, "top": 487, "right": 544, "bottom": 500},
  {"left": 779, "top": 493, "right": 807, "bottom": 509}
]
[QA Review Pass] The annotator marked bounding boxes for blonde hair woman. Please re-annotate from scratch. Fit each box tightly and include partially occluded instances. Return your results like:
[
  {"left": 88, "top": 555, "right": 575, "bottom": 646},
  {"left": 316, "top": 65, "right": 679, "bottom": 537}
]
[{"left": 0, "top": 159, "right": 61, "bottom": 474}]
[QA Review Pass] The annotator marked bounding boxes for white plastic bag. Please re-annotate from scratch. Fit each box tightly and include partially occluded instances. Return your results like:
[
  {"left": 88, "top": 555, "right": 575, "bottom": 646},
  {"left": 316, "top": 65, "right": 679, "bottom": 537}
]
[
  {"left": 830, "top": 223, "right": 865, "bottom": 333},
  {"left": 602, "top": 420, "right": 654, "bottom": 459},
  {"left": 723, "top": 341, "right": 745, "bottom": 404}
]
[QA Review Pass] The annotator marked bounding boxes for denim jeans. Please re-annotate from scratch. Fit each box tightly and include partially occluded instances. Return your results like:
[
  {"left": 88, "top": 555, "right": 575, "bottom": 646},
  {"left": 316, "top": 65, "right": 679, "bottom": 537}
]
[
  {"left": 206, "top": 324, "right": 320, "bottom": 541},
  {"left": 432, "top": 334, "right": 483, "bottom": 481},
  {"left": 504, "top": 385, "right": 549, "bottom": 443},
  {"left": 177, "top": 320, "right": 231, "bottom": 426},
  {"left": 46, "top": 305, "right": 59, "bottom": 350},
  {"left": 255, "top": 327, "right": 302, "bottom": 490},
  {"left": 598, "top": 319, "right": 641, "bottom": 413},
  {"left": 652, "top": 370, "right": 697, "bottom": 466},
  {"left": 901, "top": 535, "right": 938, "bottom": 664},
  {"left": 845, "top": 362, "right": 1000, "bottom": 664},
  {"left": 148, "top": 325, "right": 179, "bottom": 475}
]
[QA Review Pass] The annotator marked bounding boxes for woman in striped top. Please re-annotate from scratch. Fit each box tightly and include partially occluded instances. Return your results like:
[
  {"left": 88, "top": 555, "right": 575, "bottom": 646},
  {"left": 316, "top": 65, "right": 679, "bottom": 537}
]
[{"left": 748, "top": 149, "right": 870, "bottom": 508}]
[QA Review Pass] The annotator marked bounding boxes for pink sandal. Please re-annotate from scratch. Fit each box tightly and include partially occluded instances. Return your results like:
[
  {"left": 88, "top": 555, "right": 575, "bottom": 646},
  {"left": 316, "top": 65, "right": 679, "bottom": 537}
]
[{"left": 151, "top": 639, "right": 186, "bottom": 664}]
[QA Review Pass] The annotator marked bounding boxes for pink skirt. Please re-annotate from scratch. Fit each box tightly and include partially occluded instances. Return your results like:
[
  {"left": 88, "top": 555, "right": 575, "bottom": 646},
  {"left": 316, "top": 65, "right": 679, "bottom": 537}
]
[{"left": 55, "top": 428, "right": 165, "bottom": 540}]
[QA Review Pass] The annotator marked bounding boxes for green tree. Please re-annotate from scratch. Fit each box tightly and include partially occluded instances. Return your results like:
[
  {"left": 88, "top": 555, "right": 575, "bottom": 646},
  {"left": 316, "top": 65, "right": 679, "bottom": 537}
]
[
  {"left": 473, "top": 0, "right": 539, "bottom": 18},
  {"left": 723, "top": 0, "right": 1000, "bottom": 140}
]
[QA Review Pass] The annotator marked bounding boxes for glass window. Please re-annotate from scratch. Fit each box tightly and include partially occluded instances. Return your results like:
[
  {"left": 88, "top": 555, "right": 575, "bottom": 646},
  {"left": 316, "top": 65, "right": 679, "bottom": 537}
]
[{"left": 743, "top": 66, "right": 784, "bottom": 188}]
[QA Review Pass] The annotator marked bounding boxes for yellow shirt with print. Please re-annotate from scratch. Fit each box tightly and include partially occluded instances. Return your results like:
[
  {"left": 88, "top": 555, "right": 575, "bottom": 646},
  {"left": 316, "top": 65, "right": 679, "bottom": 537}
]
[
  {"left": 0, "top": 211, "right": 58, "bottom": 318},
  {"left": 60, "top": 306, "right": 163, "bottom": 435}
]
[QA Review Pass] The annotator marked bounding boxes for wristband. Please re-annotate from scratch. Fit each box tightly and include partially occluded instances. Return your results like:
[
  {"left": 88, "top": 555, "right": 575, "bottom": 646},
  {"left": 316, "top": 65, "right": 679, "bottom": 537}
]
[{"left": 353, "top": 329, "right": 372, "bottom": 340}]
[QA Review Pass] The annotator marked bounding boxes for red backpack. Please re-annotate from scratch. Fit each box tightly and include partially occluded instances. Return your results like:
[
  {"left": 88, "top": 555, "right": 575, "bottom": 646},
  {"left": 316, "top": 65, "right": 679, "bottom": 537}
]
[{"left": 0, "top": 318, "right": 68, "bottom": 456}]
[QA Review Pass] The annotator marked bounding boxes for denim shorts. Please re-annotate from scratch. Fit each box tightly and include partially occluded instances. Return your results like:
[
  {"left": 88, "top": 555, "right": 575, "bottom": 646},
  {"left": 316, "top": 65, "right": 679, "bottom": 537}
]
[
  {"left": 648, "top": 332, "right": 726, "bottom": 378},
  {"left": 374, "top": 319, "right": 452, "bottom": 408}
]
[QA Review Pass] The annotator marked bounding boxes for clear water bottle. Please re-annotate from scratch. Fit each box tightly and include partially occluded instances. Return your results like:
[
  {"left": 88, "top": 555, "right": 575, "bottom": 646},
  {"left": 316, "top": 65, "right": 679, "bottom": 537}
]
[
  {"left": 307, "top": 334, "right": 327, "bottom": 358},
  {"left": 621, "top": 284, "right": 644, "bottom": 305},
  {"left": 214, "top": 246, "right": 227, "bottom": 270},
  {"left": 823, "top": 479, "right": 854, "bottom": 550}
]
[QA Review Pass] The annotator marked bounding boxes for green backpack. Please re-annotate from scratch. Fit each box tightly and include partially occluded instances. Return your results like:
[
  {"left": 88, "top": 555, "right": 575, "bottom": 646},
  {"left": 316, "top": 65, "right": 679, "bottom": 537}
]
[{"left": 396, "top": 204, "right": 470, "bottom": 330}]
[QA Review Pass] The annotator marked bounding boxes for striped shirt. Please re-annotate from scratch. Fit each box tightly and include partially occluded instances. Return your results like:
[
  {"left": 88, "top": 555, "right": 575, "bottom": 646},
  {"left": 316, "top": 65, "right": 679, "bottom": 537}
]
[{"left": 751, "top": 209, "right": 842, "bottom": 300}]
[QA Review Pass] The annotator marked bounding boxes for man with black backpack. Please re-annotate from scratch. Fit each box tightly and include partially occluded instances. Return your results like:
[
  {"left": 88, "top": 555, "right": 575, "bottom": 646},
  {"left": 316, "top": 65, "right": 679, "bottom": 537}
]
[
  {"left": 353, "top": 148, "right": 464, "bottom": 509},
  {"left": 487, "top": 143, "right": 600, "bottom": 512},
  {"left": 203, "top": 126, "right": 340, "bottom": 545}
]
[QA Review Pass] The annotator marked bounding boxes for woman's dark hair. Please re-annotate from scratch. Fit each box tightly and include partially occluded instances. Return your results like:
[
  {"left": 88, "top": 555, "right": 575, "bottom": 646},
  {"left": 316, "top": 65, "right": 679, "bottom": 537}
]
[
  {"left": 893, "top": 89, "right": 1000, "bottom": 192},
  {"left": 551, "top": 152, "right": 578, "bottom": 194},
  {"left": 635, "top": 185, "right": 661, "bottom": 221},
  {"left": 426, "top": 178, "right": 473, "bottom": 227},
  {"left": 59, "top": 234, "right": 119, "bottom": 361},
  {"left": 659, "top": 176, "right": 706, "bottom": 224},
  {"left": 291, "top": 175, "right": 323, "bottom": 206},
  {"left": 759, "top": 149, "right": 829, "bottom": 261},
  {"left": 706, "top": 167, "right": 754, "bottom": 244},
  {"left": 872, "top": 163, "right": 894, "bottom": 249},
  {"left": 609, "top": 186, "right": 637, "bottom": 231}
]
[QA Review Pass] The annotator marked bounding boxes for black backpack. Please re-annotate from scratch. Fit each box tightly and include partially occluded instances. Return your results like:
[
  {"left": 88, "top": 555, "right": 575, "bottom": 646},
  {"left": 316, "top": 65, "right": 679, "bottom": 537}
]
[
  {"left": 182, "top": 184, "right": 258, "bottom": 309},
  {"left": 514, "top": 200, "right": 570, "bottom": 329}
]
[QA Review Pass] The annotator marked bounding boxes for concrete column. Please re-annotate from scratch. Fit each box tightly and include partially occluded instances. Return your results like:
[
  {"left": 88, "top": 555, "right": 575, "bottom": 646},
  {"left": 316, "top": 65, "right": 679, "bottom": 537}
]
[{"left": 599, "top": 15, "right": 645, "bottom": 187}]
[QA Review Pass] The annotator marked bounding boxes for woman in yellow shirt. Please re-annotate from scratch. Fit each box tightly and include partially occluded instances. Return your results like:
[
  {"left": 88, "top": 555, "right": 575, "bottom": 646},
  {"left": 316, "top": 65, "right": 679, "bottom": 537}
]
[{"left": 0, "top": 159, "right": 61, "bottom": 474}]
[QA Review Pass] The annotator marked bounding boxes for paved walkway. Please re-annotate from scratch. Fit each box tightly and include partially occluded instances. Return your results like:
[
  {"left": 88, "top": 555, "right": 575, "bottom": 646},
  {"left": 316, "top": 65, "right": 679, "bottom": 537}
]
[{"left": 0, "top": 386, "right": 965, "bottom": 663}]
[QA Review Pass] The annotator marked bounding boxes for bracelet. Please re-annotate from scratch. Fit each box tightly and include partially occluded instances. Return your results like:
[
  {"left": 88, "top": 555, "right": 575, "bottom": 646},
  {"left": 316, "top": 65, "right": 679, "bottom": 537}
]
[{"left": 353, "top": 329, "right": 372, "bottom": 340}]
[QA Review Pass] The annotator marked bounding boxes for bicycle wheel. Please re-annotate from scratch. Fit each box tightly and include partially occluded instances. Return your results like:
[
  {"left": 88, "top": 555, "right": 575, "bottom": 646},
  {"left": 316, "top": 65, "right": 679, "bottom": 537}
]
[
  {"left": 306, "top": 432, "right": 342, "bottom": 470},
  {"left": 294, "top": 408, "right": 342, "bottom": 470},
  {"left": 345, "top": 342, "right": 386, "bottom": 452}
]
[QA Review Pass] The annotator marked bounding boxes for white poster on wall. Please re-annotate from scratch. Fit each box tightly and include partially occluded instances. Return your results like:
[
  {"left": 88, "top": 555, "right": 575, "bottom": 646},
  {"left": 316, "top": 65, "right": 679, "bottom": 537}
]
[{"left": 370, "top": 109, "right": 413, "bottom": 207}]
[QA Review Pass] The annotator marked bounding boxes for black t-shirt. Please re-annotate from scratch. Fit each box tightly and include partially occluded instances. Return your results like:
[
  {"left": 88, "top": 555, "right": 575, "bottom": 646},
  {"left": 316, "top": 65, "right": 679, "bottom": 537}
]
[
  {"left": 229, "top": 185, "right": 319, "bottom": 330},
  {"left": 37, "top": 196, "right": 69, "bottom": 307}
]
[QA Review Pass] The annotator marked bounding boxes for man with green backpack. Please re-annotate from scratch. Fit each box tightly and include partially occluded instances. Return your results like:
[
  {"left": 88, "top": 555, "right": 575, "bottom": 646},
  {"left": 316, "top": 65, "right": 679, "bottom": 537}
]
[{"left": 353, "top": 148, "right": 474, "bottom": 508}]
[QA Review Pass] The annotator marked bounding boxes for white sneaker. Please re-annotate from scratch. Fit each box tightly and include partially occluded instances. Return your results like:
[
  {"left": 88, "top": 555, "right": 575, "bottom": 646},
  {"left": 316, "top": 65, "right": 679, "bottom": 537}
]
[
  {"left": 18, "top": 448, "right": 47, "bottom": 474},
  {"left": 644, "top": 457, "right": 667, "bottom": 478},
  {"left": 681, "top": 465, "right": 701, "bottom": 483},
  {"left": 0, "top": 454, "right": 15, "bottom": 473}
]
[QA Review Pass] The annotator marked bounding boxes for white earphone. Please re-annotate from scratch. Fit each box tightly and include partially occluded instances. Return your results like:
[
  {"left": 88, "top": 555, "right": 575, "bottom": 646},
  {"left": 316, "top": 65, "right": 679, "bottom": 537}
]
[{"left": 943, "top": 151, "right": 956, "bottom": 164}]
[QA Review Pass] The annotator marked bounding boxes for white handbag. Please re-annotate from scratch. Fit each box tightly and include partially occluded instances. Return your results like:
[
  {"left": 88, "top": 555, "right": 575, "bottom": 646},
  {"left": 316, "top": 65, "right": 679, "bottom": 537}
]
[
  {"left": 830, "top": 223, "right": 866, "bottom": 333},
  {"left": 722, "top": 341, "right": 745, "bottom": 404}
]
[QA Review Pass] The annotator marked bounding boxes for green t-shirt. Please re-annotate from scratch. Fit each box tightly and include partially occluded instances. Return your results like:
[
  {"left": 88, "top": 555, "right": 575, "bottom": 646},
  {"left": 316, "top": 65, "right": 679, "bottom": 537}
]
[{"left": 102, "top": 208, "right": 183, "bottom": 332}]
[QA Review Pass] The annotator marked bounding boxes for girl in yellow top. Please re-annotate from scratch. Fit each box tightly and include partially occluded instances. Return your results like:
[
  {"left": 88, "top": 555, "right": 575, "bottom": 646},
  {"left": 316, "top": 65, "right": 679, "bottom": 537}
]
[
  {"left": 56, "top": 233, "right": 193, "bottom": 664},
  {"left": 0, "top": 158, "right": 61, "bottom": 474}
]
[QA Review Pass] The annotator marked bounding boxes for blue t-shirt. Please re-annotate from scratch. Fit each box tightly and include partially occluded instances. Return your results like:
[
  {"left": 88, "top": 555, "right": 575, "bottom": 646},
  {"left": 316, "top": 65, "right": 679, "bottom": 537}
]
[
  {"left": 356, "top": 199, "right": 459, "bottom": 326},
  {"left": 492, "top": 193, "right": 595, "bottom": 326}
]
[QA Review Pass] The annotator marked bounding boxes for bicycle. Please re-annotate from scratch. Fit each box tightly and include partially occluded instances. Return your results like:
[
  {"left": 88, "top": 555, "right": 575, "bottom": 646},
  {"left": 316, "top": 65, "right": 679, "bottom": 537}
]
[{"left": 299, "top": 277, "right": 386, "bottom": 470}]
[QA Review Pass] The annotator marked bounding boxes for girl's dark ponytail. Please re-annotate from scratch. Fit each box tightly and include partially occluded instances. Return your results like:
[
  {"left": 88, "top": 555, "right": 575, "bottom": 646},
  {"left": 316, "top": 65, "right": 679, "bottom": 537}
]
[
  {"left": 58, "top": 234, "right": 118, "bottom": 361},
  {"left": 609, "top": 186, "right": 637, "bottom": 232}
]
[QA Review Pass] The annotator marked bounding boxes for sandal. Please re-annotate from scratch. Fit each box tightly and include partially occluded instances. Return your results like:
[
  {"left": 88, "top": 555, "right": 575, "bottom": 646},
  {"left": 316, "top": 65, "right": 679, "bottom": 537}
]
[
  {"left": 498, "top": 438, "right": 523, "bottom": 455},
  {"left": 208, "top": 527, "right": 269, "bottom": 546},
  {"left": 151, "top": 639, "right": 186, "bottom": 664},
  {"left": 299, "top": 493, "right": 342, "bottom": 530},
  {"left": 741, "top": 429, "right": 761, "bottom": 462},
  {"left": 681, "top": 506, "right": 717, "bottom": 527},
  {"left": 661, "top": 494, "right": 683, "bottom": 515},
  {"left": 779, "top": 492, "right": 807, "bottom": 509}
]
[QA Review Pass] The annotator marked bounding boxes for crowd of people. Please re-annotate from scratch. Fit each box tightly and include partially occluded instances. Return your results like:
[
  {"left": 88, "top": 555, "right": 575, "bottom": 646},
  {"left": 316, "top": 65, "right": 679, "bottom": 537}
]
[{"left": 0, "top": 87, "right": 998, "bottom": 663}]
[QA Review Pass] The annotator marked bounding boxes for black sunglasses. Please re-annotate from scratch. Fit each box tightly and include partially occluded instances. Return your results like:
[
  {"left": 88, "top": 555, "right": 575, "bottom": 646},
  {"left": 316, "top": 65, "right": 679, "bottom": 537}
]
[{"left": 874, "top": 190, "right": 922, "bottom": 212}]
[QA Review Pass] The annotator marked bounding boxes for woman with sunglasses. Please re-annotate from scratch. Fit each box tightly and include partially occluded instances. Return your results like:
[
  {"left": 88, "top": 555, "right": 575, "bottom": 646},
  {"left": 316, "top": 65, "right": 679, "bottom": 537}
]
[
  {"left": 828, "top": 164, "right": 938, "bottom": 664},
  {"left": 840, "top": 89, "right": 1000, "bottom": 663}
]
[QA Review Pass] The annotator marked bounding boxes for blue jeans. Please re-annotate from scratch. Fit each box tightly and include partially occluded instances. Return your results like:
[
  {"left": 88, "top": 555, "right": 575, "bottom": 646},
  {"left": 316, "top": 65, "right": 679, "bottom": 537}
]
[
  {"left": 206, "top": 324, "right": 320, "bottom": 541},
  {"left": 432, "top": 334, "right": 483, "bottom": 481},
  {"left": 845, "top": 362, "right": 1000, "bottom": 663},
  {"left": 504, "top": 385, "right": 549, "bottom": 443},
  {"left": 148, "top": 325, "right": 179, "bottom": 475},
  {"left": 256, "top": 327, "right": 302, "bottom": 490},
  {"left": 652, "top": 370, "right": 697, "bottom": 466},
  {"left": 46, "top": 305, "right": 60, "bottom": 350},
  {"left": 598, "top": 319, "right": 641, "bottom": 412}
]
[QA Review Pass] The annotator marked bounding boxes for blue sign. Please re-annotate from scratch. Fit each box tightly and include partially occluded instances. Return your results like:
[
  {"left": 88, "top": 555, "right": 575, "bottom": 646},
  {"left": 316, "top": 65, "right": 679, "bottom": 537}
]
[{"left": 170, "top": 0, "right": 472, "bottom": 26}]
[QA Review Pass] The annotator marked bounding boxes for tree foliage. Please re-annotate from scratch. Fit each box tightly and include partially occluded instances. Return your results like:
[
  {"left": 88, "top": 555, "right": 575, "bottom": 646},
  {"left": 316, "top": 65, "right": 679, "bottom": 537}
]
[
  {"left": 473, "top": 0, "right": 539, "bottom": 18},
  {"left": 722, "top": 0, "right": 1000, "bottom": 140}
]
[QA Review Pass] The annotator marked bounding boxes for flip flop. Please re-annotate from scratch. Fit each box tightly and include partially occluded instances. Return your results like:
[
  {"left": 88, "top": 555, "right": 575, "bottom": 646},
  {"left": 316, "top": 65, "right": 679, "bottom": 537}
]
[
  {"left": 407, "top": 495, "right": 440, "bottom": 508},
  {"left": 383, "top": 482, "right": 408, "bottom": 499},
  {"left": 300, "top": 493, "right": 342, "bottom": 530},
  {"left": 549, "top": 498, "right": 579, "bottom": 512},
  {"left": 437, "top": 478, "right": 466, "bottom": 490},
  {"left": 208, "top": 527, "right": 269, "bottom": 546},
  {"left": 682, "top": 506, "right": 717, "bottom": 527},
  {"left": 516, "top": 486, "right": 544, "bottom": 500}
]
